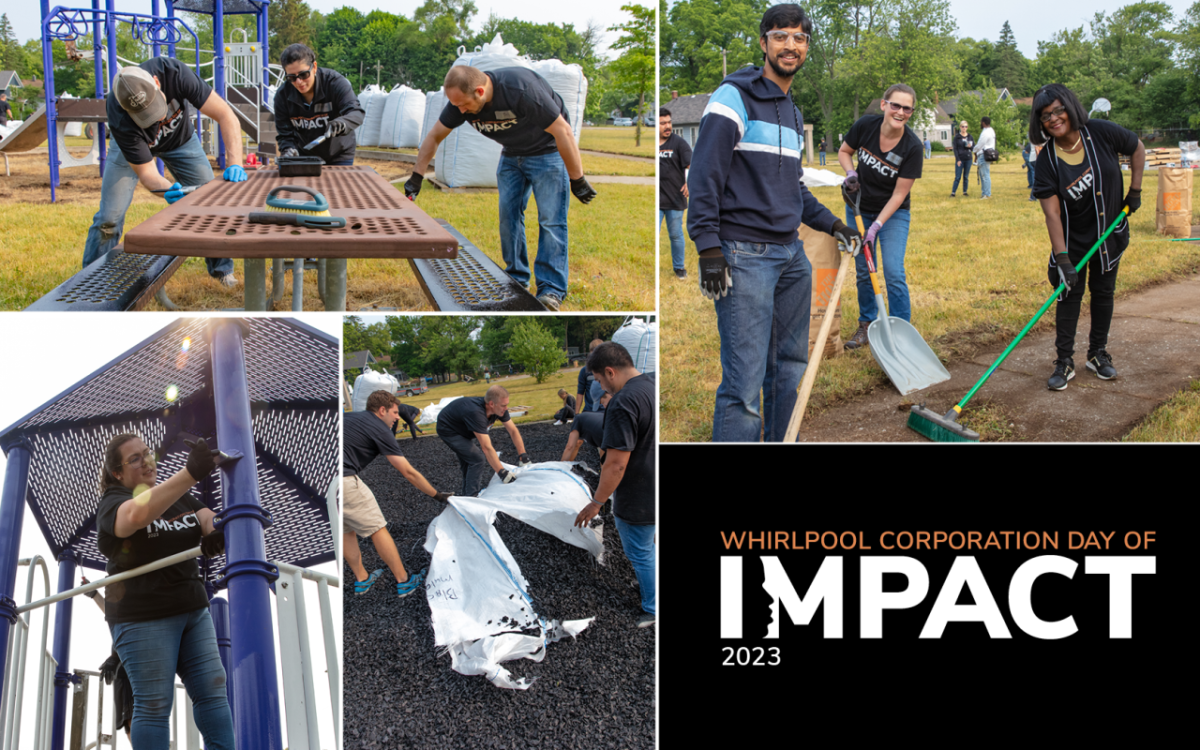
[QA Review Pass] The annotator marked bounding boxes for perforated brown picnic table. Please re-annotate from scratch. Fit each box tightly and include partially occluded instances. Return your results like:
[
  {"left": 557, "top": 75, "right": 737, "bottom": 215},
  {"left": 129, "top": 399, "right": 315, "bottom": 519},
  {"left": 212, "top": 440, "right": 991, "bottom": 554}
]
[{"left": 122, "top": 165, "right": 460, "bottom": 310}]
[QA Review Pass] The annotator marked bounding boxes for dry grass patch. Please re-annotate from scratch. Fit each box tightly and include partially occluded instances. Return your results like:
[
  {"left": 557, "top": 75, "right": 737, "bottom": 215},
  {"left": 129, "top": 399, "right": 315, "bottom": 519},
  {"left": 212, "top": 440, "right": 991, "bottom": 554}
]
[
  {"left": 1122, "top": 378, "right": 1200, "bottom": 441},
  {"left": 579, "top": 126, "right": 655, "bottom": 158}
]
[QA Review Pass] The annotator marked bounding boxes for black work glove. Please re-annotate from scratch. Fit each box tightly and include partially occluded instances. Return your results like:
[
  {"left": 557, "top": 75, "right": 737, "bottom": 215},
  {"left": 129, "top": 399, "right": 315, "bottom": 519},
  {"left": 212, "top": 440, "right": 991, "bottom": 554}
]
[
  {"left": 518, "top": 453, "right": 531, "bottom": 467},
  {"left": 1123, "top": 188, "right": 1141, "bottom": 216},
  {"left": 404, "top": 172, "right": 423, "bottom": 200},
  {"left": 100, "top": 653, "right": 121, "bottom": 684},
  {"left": 432, "top": 490, "right": 453, "bottom": 503},
  {"left": 184, "top": 438, "right": 217, "bottom": 481},
  {"left": 201, "top": 529, "right": 225, "bottom": 558},
  {"left": 325, "top": 118, "right": 348, "bottom": 139},
  {"left": 1054, "top": 253, "right": 1078, "bottom": 293},
  {"left": 698, "top": 248, "right": 732, "bottom": 301},
  {"left": 498, "top": 468, "right": 517, "bottom": 484},
  {"left": 282, "top": 147, "right": 299, "bottom": 158},
  {"left": 843, "top": 170, "right": 860, "bottom": 193},
  {"left": 830, "top": 219, "right": 862, "bottom": 257},
  {"left": 570, "top": 176, "right": 597, "bottom": 204},
  {"left": 81, "top": 575, "right": 99, "bottom": 599}
]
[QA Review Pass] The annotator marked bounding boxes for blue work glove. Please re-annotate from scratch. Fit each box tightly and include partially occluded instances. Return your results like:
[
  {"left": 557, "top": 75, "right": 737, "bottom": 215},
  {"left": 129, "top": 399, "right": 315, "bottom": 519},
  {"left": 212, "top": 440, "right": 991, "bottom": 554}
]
[
  {"left": 864, "top": 221, "right": 882, "bottom": 247},
  {"left": 163, "top": 182, "right": 186, "bottom": 204},
  {"left": 223, "top": 164, "right": 248, "bottom": 182}
]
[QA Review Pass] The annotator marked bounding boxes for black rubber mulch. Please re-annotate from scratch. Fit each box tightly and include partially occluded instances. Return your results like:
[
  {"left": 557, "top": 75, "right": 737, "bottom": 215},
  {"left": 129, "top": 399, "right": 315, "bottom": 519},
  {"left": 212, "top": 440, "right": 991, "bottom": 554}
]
[{"left": 343, "top": 421, "right": 655, "bottom": 750}]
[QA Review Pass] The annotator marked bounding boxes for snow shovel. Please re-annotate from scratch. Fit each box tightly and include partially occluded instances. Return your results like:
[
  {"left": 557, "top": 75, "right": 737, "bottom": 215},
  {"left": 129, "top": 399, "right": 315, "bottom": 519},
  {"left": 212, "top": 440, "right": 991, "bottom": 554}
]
[{"left": 845, "top": 190, "right": 950, "bottom": 395}]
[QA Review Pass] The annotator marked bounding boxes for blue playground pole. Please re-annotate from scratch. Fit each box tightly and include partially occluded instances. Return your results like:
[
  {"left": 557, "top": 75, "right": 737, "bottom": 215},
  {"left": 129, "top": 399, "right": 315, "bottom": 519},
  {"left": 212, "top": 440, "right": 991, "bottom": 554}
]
[
  {"left": 49, "top": 551, "right": 77, "bottom": 750},
  {"left": 214, "top": 0, "right": 226, "bottom": 170},
  {"left": 210, "top": 596, "right": 236, "bottom": 720},
  {"left": 0, "top": 442, "right": 31, "bottom": 692},
  {"left": 40, "top": 0, "right": 59, "bottom": 202},
  {"left": 259, "top": 3, "right": 270, "bottom": 107},
  {"left": 92, "top": 0, "right": 106, "bottom": 177},
  {"left": 165, "top": 0, "right": 176, "bottom": 60},
  {"left": 151, "top": 0, "right": 162, "bottom": 58},
  {"left": 209, "top": 320, "right": 283, "bottom": 750},
  {"left": 105, "top": 0, "right": 117, "bottom": 94}
]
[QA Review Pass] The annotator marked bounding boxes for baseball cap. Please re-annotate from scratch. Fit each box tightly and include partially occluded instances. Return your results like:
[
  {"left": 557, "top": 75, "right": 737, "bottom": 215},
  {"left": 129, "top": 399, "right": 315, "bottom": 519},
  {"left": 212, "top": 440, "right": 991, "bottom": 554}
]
[{"left": 114, "top": 67, "right": 167, "bottom": 128}]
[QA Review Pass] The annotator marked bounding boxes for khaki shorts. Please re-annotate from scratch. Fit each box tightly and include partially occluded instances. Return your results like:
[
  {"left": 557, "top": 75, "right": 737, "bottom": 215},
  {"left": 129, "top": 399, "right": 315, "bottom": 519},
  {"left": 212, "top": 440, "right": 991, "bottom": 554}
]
[{"left": 343, "top": 475, "right": 387, "bottom": 537}]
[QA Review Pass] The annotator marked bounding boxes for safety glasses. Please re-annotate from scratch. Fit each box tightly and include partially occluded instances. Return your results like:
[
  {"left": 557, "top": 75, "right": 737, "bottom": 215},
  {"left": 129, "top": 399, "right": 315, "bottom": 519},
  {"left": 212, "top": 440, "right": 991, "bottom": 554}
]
[
  {"left": 764, "top": 30, "right": 811, "bottom": 47},
  {"left": 883, "top": 99, "right": 914, "bottom": 116},
  {"left": 286, "top": 66, "right": 314, "bottom": 83}
]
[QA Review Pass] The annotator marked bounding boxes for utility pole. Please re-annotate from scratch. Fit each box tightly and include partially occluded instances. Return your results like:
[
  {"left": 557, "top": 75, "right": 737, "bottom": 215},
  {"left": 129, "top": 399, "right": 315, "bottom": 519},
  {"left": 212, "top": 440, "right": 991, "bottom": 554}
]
[
  {"left": 375, "top": 60, "right": 383, "bottom": 87},
  {"left": 359, "top": 60, "right": 364, "bottom": 89},
  {"left": 722, "top": 48, "right": 727, "bottom": 78}
]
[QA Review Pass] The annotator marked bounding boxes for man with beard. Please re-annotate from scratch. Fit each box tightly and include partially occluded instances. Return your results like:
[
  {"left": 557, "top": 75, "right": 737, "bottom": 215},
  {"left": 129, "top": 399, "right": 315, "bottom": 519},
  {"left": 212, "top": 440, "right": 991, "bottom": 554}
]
[
  {"left": 659, "top": 108, "right": 692, "bottom": 279},
  {"left": 687, "top": 3, "right": 860, "bottom": 442}
]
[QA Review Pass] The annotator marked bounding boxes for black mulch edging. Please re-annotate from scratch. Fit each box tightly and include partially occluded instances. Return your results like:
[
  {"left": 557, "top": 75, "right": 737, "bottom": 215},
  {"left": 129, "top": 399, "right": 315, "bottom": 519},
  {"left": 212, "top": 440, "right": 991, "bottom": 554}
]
[{"left": 343, "top": 422, "right": 655, "bottom": 750}]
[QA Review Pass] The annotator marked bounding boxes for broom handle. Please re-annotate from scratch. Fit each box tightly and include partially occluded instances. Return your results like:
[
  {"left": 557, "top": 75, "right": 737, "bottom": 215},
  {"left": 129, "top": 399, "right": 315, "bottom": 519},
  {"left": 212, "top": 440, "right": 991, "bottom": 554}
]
[
  {"left": 785, "top": 251, "right": 852, "bottom": 442},
  {"left": 955, "top": 207, "right": 1130, "bottom": 411}
]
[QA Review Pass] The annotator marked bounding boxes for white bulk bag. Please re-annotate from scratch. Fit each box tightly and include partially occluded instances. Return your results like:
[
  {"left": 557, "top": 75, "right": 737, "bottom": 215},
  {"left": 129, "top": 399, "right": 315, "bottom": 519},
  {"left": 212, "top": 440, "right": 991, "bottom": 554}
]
[
  {"left": 350, "top": 366, "right": 396, "bottom": 411},
  {"left": 417, "top": 395, "right": 461, "bottom": 425},
  {"left": 612, "top": 318, "right": 658, "bottom": 374},
  {"left": 420, "top": 90, "right": 443, "bottom": 144},
  {"left": 530, "top": 58, "right": 587, "bottom": 143},
  {"left": 355, "top": 84, "right": 385, "bottom": 146},
  {"left": 379, "top": 85, "right": 426, "bottom": 148}
]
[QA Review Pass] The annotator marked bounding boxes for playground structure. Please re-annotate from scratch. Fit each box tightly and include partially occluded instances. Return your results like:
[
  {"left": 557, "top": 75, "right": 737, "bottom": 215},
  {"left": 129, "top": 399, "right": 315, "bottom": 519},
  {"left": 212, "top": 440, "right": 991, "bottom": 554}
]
[
  {"left": 3, "top": 0, "right": 283, "bottom": 202},
  {"left": 0, "top": 317, "right": 341, "bottom": 749}
]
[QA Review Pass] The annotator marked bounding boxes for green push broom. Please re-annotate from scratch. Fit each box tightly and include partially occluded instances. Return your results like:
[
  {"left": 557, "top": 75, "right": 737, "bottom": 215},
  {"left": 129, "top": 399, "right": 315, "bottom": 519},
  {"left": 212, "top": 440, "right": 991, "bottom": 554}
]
[{"left": 908, "top": 207, "right": 1131, "bottom": 442}]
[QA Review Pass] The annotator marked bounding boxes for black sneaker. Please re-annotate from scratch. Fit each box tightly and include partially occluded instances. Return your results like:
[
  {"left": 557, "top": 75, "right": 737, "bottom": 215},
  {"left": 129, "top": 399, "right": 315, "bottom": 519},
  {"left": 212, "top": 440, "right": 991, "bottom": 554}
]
[
  {"left": 844, "top": 321, "right": 870, "bottom": 350},
  {"left": 1086, "top": 351, "right": 1117, "bottom": 380},
  {"left": 674, "top": 268, "right": 687, "bottom": 279},
  {"left": 635, "top": 612, "right": 656, "bottom": 629},
  {"left": 1048, "top": 357, "right": 1075, "bottom": 390}
]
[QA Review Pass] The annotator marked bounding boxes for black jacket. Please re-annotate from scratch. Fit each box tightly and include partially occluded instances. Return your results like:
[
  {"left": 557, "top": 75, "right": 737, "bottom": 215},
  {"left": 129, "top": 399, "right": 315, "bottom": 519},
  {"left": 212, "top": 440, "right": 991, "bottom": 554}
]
[
  {"left": 273, "top": 67, "right": 364, "bottom": 164},
  {"left": 952, "top": 131, "right": 974, "bottom": 163}
]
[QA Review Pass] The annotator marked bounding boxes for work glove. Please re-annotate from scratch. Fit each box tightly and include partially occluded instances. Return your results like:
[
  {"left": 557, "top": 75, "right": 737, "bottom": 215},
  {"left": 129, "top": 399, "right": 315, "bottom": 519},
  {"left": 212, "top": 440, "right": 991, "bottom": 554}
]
[
  {"left": 843, "top": 169, "right": 859, "bottom": 193},
  {"left": 698, "top": 247, "right": 732, "bottom": 301},
  {"left": 863, "top": 220, "right": 882, "bottom": 247},
  {"left": 80, "top": 575, "right": 99, "bottom": 600},
  {"left": 570, "top": 176, "right": 597, "bottom": 204},
  {"left": 432, "top": 490, "right": 453, "bottom": 503},
  {"left": 404, "top": 172, "right": 422, "bottom": 200},
  {"left": 518, "top": 453, "right": 531, "bottom": 467},
  {"left": 325, "top": 118, "right": 348, "bottom": 139},
  {"left": 201, "top": 529, "right": 225, "bottom": 558},
  {"left": 184, "top": 438, "right": 218, "bottom": 481},
  {"left": 498, "top": 468, "right": 517, "bottom": 484},
  {"left": 1123, "top": 188, "right": 1141, "bottom": 216},
  {"left": 163, "top": 182, "right": 186, "bottom": 205},
  {"left": 830, "top": 219, "right": 861, "bottom": 256},
  {"left": 223, "top": 164, "right": 248, "bottom": 183},
  {"left": 282, "top": 147, "right": 299, "bottom": 158},
  {"left": 99, "top": 653, "right": 121, "bottom": 684},
  {"left": 1054, "top": 253, "right": 1078, "bottom": 294}
]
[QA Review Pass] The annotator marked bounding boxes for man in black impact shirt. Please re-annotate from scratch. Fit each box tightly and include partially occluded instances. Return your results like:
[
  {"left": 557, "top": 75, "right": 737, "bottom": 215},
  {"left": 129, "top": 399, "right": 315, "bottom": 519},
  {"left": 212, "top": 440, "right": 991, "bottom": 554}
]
[
  {"left": 659, "top": 108, "right": 692, "bottom": 279},
  {"left": 560, "top": 389, "right": 611, "bottom": 462},
  {"left": 573, "top": 342, "right": 656, "bottom": 628},
  {"left": 393, "top": 401, "right": 425, "bottom": 442},
  {"left": 436, "top": 385, "right": 531, "bottom": 496},
  {"left": 406, "top": 65, "right": 597, "bottom": 311},
  {"left": 273, "top": 43, "right": 364, "bottom": 165},
  {"left": 344, "top": 391, "right": 452, "bottom": 597},
  {"left": 83, "top": 58, "right": 247, "bottom": 283}
]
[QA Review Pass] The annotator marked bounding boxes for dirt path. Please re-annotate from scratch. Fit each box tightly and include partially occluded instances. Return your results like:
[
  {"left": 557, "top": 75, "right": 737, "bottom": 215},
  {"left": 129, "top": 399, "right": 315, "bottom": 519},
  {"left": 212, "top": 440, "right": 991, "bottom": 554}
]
[{"left": 796, "top": 270, "right": 1200, "bottom": 442}]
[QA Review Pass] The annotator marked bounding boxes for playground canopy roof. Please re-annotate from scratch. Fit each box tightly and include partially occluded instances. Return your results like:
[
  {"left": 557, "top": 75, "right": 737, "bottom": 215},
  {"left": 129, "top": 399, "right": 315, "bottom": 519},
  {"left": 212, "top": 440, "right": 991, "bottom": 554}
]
[
  {"left": 0, "top": 318, "right": 339, "bottom": 574},
  {"left": 172, "top": 0, "right": 270, "bottom": 14}
]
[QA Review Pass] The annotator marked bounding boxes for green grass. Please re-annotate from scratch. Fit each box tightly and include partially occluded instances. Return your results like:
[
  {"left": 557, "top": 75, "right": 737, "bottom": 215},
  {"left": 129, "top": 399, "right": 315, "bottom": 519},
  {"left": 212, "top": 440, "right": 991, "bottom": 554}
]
[
  {"left": 660, "top": 157, "right": 1200, "bottom": 442},
  {"left": 393, "top": 370, "right": 581, "bottom": 438},
  {"left": 581, "top": 153, "right": 654, "bottom": 177},
  {"left": 1122, "top": 378, "right": 1200, "bottom": 441},
  {"left": 580, "top": 126, "right": 655, "bottom": 158}
]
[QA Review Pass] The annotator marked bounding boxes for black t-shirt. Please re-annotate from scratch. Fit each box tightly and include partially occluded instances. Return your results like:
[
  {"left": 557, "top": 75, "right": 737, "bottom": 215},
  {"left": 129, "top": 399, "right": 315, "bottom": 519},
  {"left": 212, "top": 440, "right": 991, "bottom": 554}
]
[
  {"left": 845, "top": 114, "right": 924, "bottom": 214},
  {"left": 601, "top": 374, "right": 655, "bottom": 525},
  {"left": 572, "top": 410, "right": 605, "bottom": 447},
  {"left": 343, "top": 410, "right": 405, "bottom": 476},
  {"left": 438, "top": 68, "right": 568, "bottom": 157},
  {"left": 659, "top": 132, "right": 692, "bottom": 211},
  {"left": 577, "top": 366, "right": 597, "bottom": 411},
  {"left": 0, "top": 101, "right": 9, "bottom": 126},
  {"left": 106, "top": 57, "right": 212, "bottom": 165},
  {"left": 95, "top": 486, "right": 209, "bottom": 623},
  {"left": 436, "top": 396, "right": 511, "bottom": 441},
  {"left": 396, "top": 403, "right": 421, "bottom": 427}
]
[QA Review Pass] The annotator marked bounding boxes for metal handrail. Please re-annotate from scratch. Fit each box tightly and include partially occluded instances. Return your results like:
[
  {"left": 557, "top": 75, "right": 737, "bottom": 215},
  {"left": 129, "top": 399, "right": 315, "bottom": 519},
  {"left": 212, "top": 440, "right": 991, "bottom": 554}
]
[
  {"left": 2, "top": 557, "right": 51, "bottom": 750},
  {"left": 16, "top": 547, "right": 202, "bottom": 615},
  {"left": 273, "top": 561, "right": 341, "bottom": 750}
]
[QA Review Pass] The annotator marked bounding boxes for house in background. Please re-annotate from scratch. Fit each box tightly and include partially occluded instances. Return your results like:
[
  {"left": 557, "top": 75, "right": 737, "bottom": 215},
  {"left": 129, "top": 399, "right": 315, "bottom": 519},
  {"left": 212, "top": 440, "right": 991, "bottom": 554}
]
[
  {"left": 864, "top": 97, "right": 954, "bottom": 148},
  {"left": 0, "top": 71, "right": 23, "bottom": 97},
  {"left": 940, "top": 89, "right": 1013, "bottom": 125}
]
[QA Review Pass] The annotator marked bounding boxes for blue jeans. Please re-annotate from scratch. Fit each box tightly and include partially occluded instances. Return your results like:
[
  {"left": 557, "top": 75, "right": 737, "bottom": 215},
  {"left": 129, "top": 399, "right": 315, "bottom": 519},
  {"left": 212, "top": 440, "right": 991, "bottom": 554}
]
[
  {"left": 440, "top": 432, "right": 489, "bottom": 496},
  {"left": 952, "top": 159, "right": 972, "bottom": 194},
  {"left": 1026, "top": 161, "right": 1035, "bottom": 190},
  {"left": 496, "top": 151, "right": 570, "bottom": 300},
  {"left": 976, "top": 156, "right": 992, "bottom": 196},
  {"left": 613, "top": 517, "right": 655, "bottom": 615},
  {"left": 819, "top": 151, "right": 826, "bottom": 165},
  {"left": 659, "top": 210, "right": 686, "bottom": 271},
  {"left": 111, "top": 607, "right": 234, "bottom": 750},
  {"left": 83, "top": 135, "right": 232, "bottom": 276},
  {"left": 846, "top": 207, "right": 912, "bottom": 323},
  {"left": 712, "top": 237, "right": 811, "bottom": 442}
]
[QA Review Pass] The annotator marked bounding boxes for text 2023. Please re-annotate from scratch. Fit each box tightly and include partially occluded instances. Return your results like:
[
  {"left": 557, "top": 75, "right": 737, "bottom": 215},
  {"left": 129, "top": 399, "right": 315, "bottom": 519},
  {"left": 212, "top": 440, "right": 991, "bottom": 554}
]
[{"left": 721, "top": 647, "right": 781, "bottom": 666}]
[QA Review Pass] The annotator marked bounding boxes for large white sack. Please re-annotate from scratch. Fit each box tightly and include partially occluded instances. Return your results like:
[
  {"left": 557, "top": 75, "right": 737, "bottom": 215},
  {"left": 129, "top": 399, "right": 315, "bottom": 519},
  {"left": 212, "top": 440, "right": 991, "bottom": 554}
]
[
  {"left": 530, "top": 58, "right": 587, "bottom": 144},
  {"left": 420, "top": 90, "right": 443, "bottom": 144},
  {"left": 612, "top": 318, "right": 658, "bottom": 374},
  {"left": 350, "top": 366, "right": 396, "bottom": 411},
  {"left": 355, "top": 84, "right": 385, "bottom": 146},
  {"left": 417, "top": 395, "right": 461, "bottom": 425},
  {"left": 424, "top": 461, "right": 601, "bottom": 689},
  {"left": 379, "top": 85, "right": 425, "bottom": 148}
]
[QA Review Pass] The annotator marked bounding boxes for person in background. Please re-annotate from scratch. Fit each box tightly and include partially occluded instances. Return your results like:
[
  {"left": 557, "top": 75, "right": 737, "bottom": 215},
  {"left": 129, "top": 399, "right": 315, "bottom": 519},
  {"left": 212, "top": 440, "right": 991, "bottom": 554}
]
[
  {"left": 1023, "top": 138, "right": 1041, "bottom": 202},
  {"left": 576, "top": 338, "right": 606, "bottom": 413},
  {"left": 951, "top": 120, "right": 973, "bottom": 197},
  {"left": 923, "top": 135, "right": 932, "bottom": 159},
  {"left": 818, "top": 136, "right": 826, "bottom": 165},
  {"left": 0, "top": 91, "right": 12, "bottom": 127},
  {"left": 659, "top": 108, "right": 692, "bottom": 280},
  {"left": 1030, "top": 83, "right": 1145, "bottom": 390},
  {"left": 273, "top": 43, "right": 364, "bottom": 165},
  {"left": 973, "top": 115, "right": 996, "bottom": 199},
  {"left": 393, "top": 401, "right": 424, "bottom": 442},
  {"left": 553, "top": 388, "right": 576, "bottom": 425}
]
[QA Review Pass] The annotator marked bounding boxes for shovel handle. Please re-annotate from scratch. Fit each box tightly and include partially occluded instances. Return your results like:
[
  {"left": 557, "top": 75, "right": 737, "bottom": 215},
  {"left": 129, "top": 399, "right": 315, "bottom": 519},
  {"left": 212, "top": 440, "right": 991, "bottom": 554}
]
[{"left": 785, "top": 251, "right": 853, "bottom": 442}]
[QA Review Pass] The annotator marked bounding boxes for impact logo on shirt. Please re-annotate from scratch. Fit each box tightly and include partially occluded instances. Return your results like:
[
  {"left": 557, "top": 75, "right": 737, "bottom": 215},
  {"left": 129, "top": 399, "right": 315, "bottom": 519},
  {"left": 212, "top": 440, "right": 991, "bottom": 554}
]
[
  {"left": 290, "top": 114, "right": 331, "bottom": 130},
  {"left": 145, "top": 510, "right": 199, "bottom": 538},
  {"left": 858, "top": 147, "right": 900, "bottom": 179},
  {"left": 148, "top": 101, "right": 186, "bottom": 149},
  {"left": 660, "top": 149, "right": 675, "bottom": 158},
  {"left": 1065, "top": 168, "right": 1094, "bottom": 202},
  {"left": 472, "top": 119, "right": 520, "bottom": 134}
]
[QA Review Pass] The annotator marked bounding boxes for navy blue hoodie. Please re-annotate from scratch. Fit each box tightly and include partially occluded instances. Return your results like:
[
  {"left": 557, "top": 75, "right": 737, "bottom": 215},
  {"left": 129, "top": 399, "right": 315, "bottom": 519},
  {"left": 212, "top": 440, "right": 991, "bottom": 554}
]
[{"left": 687, "top": 66, "right": 838, "bottom": 252}]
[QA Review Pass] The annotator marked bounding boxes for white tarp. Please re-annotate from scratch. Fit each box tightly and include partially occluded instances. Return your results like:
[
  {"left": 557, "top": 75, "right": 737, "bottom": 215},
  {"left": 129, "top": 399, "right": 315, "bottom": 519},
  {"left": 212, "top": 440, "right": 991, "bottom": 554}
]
[
  {"left": 424, "top": 462, "right": 603, "bottom": 689},
  {"left": 416, "top": 395, "right": 461, "bottom": 425},
  {"left": 379, "top": 85, "right": 425, "bottom": 148},
  {"left": 799, "top": 168, "right": 846, "bottom": 188},
  {"left": 0, "top": 120, "right": 22, "bottom": 139}
]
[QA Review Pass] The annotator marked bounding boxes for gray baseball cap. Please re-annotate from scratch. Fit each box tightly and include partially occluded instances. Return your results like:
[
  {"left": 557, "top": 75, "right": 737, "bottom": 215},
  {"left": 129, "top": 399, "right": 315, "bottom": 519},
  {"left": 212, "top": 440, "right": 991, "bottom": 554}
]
[{"left": 114, "top": 67, "right": 167, "bottom": 128}]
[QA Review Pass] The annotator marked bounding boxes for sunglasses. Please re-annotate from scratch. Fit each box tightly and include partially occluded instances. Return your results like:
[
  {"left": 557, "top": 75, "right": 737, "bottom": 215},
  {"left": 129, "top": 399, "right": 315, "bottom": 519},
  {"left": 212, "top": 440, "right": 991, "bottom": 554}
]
[
  {"left": 765, "top": 30, "right": 811, "bottom": 47},
  {"left": 1039, "top": 105, "right": 1068, "bottom": 123},
  {"left": 286, "top": 66, "right": 314, "bottom": 83},
  {"left": 883, "top": 99, "right": 914, "bottom": 116}
]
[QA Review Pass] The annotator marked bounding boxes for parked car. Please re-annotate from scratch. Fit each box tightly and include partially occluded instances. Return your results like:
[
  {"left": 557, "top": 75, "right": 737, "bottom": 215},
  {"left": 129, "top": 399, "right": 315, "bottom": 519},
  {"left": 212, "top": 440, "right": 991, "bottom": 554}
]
[
  {"left": 398, "top": 380, "right": 428, "bottom": 397},
  {"left": 613, "top": 117, "right": 634, "bottom": 126}
]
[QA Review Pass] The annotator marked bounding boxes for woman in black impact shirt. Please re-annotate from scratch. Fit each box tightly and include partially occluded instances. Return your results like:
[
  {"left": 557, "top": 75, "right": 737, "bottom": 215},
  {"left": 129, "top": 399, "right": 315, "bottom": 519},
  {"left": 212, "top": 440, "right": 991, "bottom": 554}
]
[
  {"left": 95, "top": 434, "right": 233, "bottom": 749},
  {"left": 1030, "top": 84, "right": 1145, "bottom": 390}
]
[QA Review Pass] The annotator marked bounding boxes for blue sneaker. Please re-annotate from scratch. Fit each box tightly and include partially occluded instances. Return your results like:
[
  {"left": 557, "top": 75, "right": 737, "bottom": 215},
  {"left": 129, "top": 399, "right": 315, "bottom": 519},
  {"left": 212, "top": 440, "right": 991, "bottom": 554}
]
[
  {"left": 397, "top": 568, "right": 426, "bottom": 598},
  {"left": 354, "top": 569, "right": 383, "bottom": 595}
]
